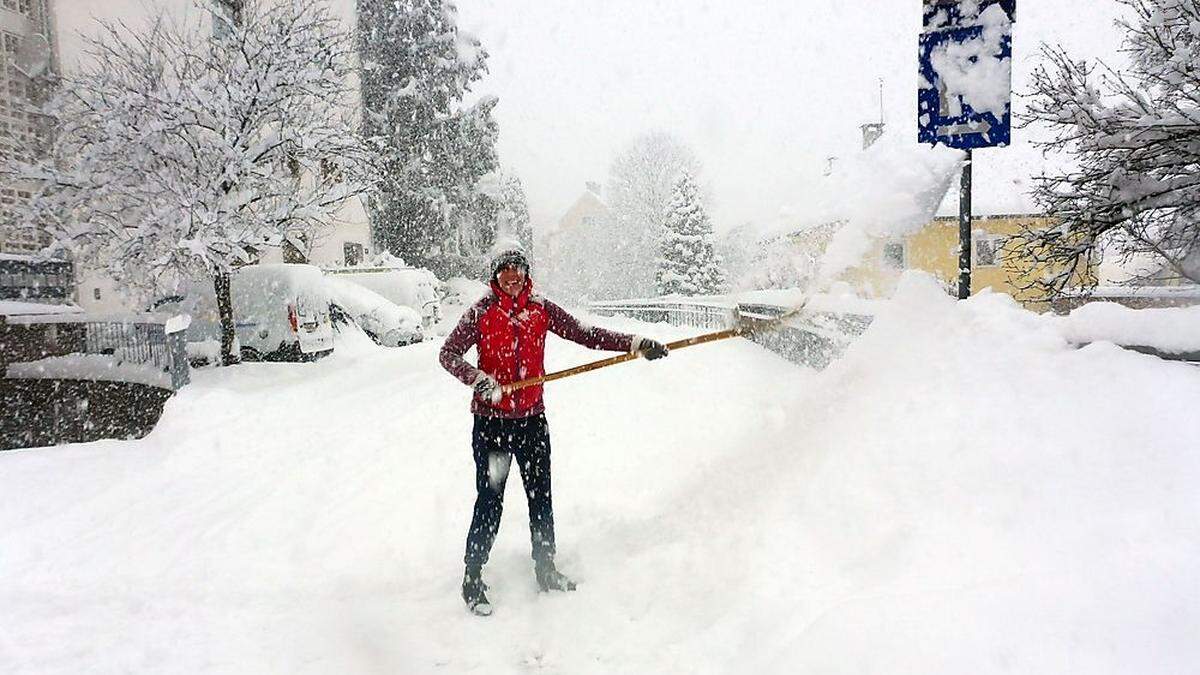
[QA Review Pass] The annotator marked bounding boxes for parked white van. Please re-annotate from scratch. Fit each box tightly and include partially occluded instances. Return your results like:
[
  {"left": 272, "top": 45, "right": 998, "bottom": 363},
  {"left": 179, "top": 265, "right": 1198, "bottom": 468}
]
[{"left": 157, "top": 264, "right": 334, "bottom": 363}]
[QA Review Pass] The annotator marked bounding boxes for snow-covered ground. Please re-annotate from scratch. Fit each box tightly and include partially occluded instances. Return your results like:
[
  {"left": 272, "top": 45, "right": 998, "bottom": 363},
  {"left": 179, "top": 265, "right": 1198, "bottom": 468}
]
[{"left": 2, "top": 274, "right": 1198, "bottom": 674}]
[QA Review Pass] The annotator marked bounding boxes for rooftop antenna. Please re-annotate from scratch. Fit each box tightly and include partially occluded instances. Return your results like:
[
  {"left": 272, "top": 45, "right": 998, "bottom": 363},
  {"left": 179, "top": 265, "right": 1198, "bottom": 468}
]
[
  {"left": 878, "top": 78, "right": 885, "bottom": 125},
  {"left": 860, "top": 79, "right": 887, "bottom": 149}
]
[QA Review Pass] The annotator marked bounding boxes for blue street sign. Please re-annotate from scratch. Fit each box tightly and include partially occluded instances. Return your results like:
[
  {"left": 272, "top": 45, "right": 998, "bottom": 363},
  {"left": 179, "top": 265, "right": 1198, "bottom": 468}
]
[
  {"left": 918, "top": 1, "right": 1014, "bottom": 149},
  {"left": 923, "top": 0, "right": 1014, "bottom": 31}
]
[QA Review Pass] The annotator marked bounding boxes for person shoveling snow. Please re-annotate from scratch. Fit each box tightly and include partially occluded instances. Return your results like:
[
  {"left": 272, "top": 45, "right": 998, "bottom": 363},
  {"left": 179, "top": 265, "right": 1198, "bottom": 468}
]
[{"left": 439, "top": 247, "right": 670, "bottom": 616}]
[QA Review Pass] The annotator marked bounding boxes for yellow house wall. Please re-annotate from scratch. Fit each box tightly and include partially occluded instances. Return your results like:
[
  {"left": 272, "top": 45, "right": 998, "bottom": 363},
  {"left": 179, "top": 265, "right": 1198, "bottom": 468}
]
[{"left": 794, "top": 215, "right": 1092, "bottom": 311}]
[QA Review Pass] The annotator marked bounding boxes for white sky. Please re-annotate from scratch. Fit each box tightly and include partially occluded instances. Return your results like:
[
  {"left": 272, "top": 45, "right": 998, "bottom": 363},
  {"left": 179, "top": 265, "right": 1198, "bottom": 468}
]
[{"left": 54, "top": 0, "right": 1129, "bottom": 235}]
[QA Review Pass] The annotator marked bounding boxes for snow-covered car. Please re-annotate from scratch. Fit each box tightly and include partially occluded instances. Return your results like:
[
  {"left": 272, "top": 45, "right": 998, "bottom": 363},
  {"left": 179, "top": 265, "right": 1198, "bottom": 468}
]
[
  {"left": 155, "top": 264, "right": 334, "bottom": 363},
  {"left": 323, "top": 266, "right": 441, "bottom": 330},
  {"left": 324, "top": 275, "right": 423, "bottom": 347},
  {"left": 437, "top": 276, "right": 488, "bottom": 333}
]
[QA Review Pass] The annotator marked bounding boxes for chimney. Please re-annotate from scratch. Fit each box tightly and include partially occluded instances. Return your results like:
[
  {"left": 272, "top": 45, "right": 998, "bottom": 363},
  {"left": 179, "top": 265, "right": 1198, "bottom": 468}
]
[{"left": 861, "top": 122, "right": 885, "bottom": 150}]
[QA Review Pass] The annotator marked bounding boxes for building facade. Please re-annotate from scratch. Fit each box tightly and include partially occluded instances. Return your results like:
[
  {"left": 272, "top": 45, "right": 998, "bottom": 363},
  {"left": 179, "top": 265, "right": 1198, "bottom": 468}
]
[
  {"left": 787, "top": 213, "right": 1098, "bottom": 310},
  {"left": 0, "top": 0, "right": 58, "bottom": 255}
]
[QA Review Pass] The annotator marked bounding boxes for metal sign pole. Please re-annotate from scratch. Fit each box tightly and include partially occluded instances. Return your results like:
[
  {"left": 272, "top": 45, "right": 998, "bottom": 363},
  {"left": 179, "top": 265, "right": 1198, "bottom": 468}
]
[
  {"left": 919, "top": 0, "right": 1013, "bottom": 300},
  {"left": 958, "top": 148, "right": 972, "bottom": 299}
]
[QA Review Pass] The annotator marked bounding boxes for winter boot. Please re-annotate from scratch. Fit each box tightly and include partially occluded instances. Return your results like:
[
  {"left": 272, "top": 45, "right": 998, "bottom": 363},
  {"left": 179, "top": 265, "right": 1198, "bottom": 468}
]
[
  {"left": 462, "top": 566, "right": 492, "bottom": 616},
  {"left": 534, "top": 559, "right": 577, "bottom": 592}
]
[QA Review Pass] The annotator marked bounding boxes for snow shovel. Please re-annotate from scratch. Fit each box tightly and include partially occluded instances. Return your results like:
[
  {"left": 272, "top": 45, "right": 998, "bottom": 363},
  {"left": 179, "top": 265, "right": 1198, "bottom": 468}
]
[{"left": 501, "top": 298, "right": 810, "bottom": 394}]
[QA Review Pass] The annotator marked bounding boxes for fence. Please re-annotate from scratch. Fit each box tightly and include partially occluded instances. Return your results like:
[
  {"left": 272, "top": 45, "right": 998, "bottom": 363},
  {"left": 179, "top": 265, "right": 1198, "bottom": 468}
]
[
  {"left": 84, "top": 321, "right": 179, "bottom": 383},
  {"left": 587, "top": 297, "right": 874, "bottom": 370},
  {"left": 587, "top": 298, "right": 737, "bottom": 331}
]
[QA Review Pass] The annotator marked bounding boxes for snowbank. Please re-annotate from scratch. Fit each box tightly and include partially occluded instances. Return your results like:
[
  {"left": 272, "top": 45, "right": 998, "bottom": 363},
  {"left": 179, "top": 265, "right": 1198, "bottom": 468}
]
[
  {"left": 1057, "top": 302, "right": 1200, "bottom": 355},
  {"left": 740, "top": 273, "right": 1200, "bottom": 672}
]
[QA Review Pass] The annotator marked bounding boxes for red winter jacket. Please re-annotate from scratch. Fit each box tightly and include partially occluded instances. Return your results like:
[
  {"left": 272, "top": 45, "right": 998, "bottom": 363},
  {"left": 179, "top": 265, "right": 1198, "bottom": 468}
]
[{"left": 439, "top": 278, "right": 635, "bottom": 418}]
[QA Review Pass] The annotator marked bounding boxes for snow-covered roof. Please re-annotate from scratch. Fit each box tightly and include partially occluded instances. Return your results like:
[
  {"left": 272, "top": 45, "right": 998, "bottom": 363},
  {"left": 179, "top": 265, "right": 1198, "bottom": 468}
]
[
  {"left": 1, "top": 304, "right": 182, "bottom": 327},
  {"left": 0, "top": 252, "right": 70, "bottom": 264},
  {"left": 0, "top": 300, "right": 84, "bottom": 317}
]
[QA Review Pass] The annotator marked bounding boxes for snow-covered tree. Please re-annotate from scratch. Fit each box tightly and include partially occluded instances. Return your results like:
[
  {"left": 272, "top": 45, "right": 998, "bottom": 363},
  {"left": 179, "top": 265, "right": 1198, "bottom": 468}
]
[
  {"left": 492, "top": 173, "right": 533, "bottom": 251},
  {"left": 1020, "top": 0, "right": 1200, "bottom": 295},
  {"left": 716, "top": 223, "right": 762, "bottom": 291},
  {"left": 656, "top": 172, "right": 725, "bottom": 296},
  {"left": 604, "top": 131, "right": 703, "bottom": 298},
  {"left": 357, "top": 0, "right": 499, "bottom": 277},
  {"left": 15, "top": 0, "right": 376, "bottom": 365}
]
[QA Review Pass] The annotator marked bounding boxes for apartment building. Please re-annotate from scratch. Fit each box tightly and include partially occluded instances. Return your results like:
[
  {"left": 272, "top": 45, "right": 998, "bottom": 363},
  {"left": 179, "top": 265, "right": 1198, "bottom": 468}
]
[{"left": 0, "top": 0, "right": 58, "bottom": 255}]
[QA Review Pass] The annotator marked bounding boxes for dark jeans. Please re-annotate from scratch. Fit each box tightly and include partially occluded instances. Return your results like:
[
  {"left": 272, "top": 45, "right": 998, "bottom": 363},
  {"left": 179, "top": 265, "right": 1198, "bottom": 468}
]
[{"left": 464, "top": 413, "right": 555, "bottom": 568}]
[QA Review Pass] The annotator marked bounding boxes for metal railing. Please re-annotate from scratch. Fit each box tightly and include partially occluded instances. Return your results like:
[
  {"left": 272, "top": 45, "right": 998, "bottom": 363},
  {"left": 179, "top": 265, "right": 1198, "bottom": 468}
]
[
  {"left": 2, "top": 312, "right": 190, "bottom": 390},
  {"left": 587, "top": 296, "right": 874, "bottom": 370},
  {"left": 587, "top": 298, "right": 737, "bottom": 331},
  {"left": 86, "top": 322, "right": 174, "bottom": 372}
]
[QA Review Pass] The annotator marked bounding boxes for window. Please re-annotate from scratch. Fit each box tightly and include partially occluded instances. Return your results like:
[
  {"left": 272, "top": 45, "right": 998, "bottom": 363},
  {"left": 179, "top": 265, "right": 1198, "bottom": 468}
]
[
  {"left": 93, "top": 287, "right": 101, "bottom": 301},
  {"left": 882, "top": 240, "right": 906, "bottom": 269},
  {"left": 344, "top": 242, "right": 364, "bottom": 266},
  {"left": 974, "top": 235, "right": 1003, "bottom": 267}
]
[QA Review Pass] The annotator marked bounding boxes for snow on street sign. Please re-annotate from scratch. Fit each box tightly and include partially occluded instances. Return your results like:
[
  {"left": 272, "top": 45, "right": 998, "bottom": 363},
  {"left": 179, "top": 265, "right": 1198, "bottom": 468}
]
[{"left": 918, "top": 0, "right": 1014, "bottom": 149}]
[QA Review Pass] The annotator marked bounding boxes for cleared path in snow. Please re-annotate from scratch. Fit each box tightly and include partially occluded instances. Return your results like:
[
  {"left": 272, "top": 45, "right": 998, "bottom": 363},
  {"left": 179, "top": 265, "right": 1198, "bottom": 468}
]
[{"left": 0, "top": 316, "right": 813, "bottom": 674}]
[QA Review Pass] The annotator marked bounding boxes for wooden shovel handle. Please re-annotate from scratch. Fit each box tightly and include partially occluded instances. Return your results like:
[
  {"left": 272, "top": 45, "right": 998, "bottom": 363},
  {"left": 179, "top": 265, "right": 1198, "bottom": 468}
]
[
  {"left": 502, "top": 327, "right": 742, "bottom": 393},
  {"left": 500, "top": 295, "right": 811, "bottom": 395}
]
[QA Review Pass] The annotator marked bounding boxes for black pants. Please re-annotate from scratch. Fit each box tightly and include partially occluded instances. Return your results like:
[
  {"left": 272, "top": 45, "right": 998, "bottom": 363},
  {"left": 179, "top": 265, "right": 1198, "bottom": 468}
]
[{"left": 464, "top": 413, "right": 555, "bottom": 567}]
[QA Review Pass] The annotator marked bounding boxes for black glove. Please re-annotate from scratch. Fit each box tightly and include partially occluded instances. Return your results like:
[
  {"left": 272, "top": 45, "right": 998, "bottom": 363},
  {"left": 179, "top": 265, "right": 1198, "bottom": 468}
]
[
  {"left": 633, "top": 336, "right": 669, "bottom": 360},
  {"left": 473, "top": 372, "right": 503, "bottom": 403}
]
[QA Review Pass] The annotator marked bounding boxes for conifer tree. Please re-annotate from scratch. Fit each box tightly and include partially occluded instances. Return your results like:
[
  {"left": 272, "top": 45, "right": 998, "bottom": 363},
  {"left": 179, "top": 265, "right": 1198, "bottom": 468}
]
[
  {"left": 357, "top": 0, "right": 499, "bottom": 276},
  {"left": 496, "top": 173, "right": 533, "bottom": 252},
  {"left": 657, "top": 172, "right": 725, "bottom": 296},
  {"left": 607, "top": 132, "right": 702, "bottom": 298}
]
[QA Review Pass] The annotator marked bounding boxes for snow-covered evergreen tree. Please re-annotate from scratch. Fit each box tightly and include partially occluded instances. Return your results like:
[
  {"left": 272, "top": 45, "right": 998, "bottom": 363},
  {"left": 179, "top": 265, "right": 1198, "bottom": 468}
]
[
  {"left": 494, "top": 173, "right": 533, "bottom": 252},
  {"left": 605, "top": 132, "right": 703, "bottom": 299},
  {"left": 357, "top": 0, "right": 499, "bottom": 277},
  {"left": 1021, "top": 0, "right": 1200, "bottom": 294},
  {"left": 15, "top": 0, "right": 375, "bottom": 365},
  {"left": 656, "top": 172, "right": 725, "bottom": 296}
]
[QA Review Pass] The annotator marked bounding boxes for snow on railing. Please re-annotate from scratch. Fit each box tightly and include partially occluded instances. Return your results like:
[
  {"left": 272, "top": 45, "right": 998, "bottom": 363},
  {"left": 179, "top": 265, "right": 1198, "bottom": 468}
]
[
  {"left": 586, "top": 296, "right": 875, "bottom": 370},
  {"left": 1, "top": 311, "right": 190, "bottom": 391},
  {"left": 587, "top": 297, "right": 737, "bottom": 331}
]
